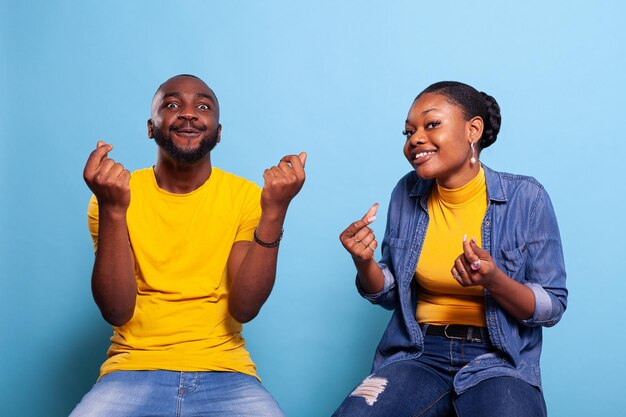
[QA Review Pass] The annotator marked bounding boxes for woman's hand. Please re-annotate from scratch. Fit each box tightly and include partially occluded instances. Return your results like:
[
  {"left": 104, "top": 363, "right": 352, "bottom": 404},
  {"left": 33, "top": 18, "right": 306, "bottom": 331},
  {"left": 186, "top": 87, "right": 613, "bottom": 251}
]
[
  {"left": 340, "top": 204, "right": 386, "bottom": 294},
  {"left": 340, "top": 204, "right": 379, "bottom": 264},
  {"left": 452, "top": 235, "right": 536, "bottom": 320},
  {"left": 451, "top": 235, "right": 501, "bottom": 289}
]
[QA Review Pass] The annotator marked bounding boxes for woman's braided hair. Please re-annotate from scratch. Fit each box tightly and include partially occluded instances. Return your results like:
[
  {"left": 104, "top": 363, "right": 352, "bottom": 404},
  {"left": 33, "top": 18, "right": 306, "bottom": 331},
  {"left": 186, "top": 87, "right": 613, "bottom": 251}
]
[{"left": 417, "top": 81, "right": 501, "bottom": 149}]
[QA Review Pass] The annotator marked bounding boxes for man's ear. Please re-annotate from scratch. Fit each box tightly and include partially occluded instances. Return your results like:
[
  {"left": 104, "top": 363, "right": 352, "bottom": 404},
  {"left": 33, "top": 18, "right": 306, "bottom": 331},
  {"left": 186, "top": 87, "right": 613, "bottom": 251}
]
[{"left": 147, "top": 119, "right": 154, "bottom": 139}]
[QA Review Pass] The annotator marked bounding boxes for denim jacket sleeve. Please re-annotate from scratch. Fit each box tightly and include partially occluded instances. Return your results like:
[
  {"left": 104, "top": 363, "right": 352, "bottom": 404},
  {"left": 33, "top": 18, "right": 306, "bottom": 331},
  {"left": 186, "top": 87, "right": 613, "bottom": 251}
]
[
  {"left": 356, "top": 218, "right": 399, "bottom": 310},
  {"left": 356, "top": 263, "right": 397, "bottom": 310},
  {"left": 520, "top": 186, "right": 568, "bottom": 327},
  {"left": 356, "top": 176, "right": 410, "bottom": 310}
]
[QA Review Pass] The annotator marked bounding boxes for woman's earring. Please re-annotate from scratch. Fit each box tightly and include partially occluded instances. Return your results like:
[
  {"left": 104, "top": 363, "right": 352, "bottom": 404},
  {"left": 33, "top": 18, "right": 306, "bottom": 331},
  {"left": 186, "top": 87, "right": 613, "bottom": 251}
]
[{"left": 470, "top": 142, "right": 477, "bottom": 164}]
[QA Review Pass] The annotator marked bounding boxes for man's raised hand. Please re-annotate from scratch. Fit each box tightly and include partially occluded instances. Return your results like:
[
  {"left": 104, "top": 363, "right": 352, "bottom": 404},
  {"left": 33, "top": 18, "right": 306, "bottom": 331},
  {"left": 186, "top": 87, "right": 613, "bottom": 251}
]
[
  {"left": 261, "top": 152, "right": 307, "bottom": 214},
  {"left": 83, "top": 141, "right": 131, "bottom": 212}
]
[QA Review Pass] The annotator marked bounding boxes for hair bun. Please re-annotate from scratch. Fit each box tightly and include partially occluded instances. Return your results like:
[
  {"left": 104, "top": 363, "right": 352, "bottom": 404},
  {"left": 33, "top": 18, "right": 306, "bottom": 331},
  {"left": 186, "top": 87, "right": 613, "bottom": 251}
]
[{"left": 479, "top": 92, "right": 501, "bottom": 148}]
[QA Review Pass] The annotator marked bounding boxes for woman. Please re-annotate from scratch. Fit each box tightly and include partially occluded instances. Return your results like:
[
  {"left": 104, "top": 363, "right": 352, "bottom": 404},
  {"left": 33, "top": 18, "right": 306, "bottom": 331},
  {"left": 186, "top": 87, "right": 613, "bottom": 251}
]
[{"left": 333, "top": 81, "right": 567, "bottom": 417}]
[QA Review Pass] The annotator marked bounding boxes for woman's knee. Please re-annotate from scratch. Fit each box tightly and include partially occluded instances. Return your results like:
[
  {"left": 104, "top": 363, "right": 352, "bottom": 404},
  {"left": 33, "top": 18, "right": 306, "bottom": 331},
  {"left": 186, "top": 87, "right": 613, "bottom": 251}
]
[
  {"left": 332, "top": 361, "right": 453, "bottom": 417},
  {"left": 455, "top": 376, "right": 546, "bottom": 417}
]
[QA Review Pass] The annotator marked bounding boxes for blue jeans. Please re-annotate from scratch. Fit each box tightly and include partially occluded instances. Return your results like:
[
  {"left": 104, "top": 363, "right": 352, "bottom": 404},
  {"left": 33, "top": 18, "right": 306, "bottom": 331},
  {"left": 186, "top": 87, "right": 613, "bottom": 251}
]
[
  {"left": 69, "top": 370, "right": 285, "bottom": 417},
  {"left": 332, "top": 331, "right": 547, "bottom": 417}
]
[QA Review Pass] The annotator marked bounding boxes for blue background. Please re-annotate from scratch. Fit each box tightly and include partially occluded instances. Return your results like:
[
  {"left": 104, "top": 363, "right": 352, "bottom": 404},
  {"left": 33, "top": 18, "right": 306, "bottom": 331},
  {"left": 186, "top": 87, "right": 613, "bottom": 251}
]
[{"left": 2, "top": 1, "right": 625, "bottom": 416}]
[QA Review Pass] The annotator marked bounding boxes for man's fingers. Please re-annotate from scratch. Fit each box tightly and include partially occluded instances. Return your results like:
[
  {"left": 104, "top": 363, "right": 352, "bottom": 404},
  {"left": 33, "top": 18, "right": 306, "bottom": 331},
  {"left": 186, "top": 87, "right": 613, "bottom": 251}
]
[
  {"left": 108, "top": 163, "right": 128, "bottom": 179},
  {"left": 85, "top": 141, "right": 113, "bottom": 174},
  {"left": 93, "top": 141, "right": 112, "bottom": 157},
  {"left": 269, "top": 166, "right": 284, "bottom": 178},
  {"left": 361, "top": 203, "right": 379, "bottom": 223},
  {"left": 276, "top": 160, "right": 295, "bottom": 176},
  {"left": 95, "top": 158, "right": 116, "bottom": 179},
  {"left": 120, "top": 169, "right": 131, "bottom": 181},
  {"left": 263, "top": 169, "right": 276, "bottom": 181},
  {"left": 279, "top": 154, "right": 306, "bottom": 179}
]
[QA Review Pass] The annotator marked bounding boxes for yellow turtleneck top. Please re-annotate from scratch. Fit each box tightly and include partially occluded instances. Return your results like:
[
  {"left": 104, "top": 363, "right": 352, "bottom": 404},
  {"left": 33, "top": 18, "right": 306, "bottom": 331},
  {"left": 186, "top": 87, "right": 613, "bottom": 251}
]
[{"left": 415, "top": 167, "right": 488, "bottom": 326}]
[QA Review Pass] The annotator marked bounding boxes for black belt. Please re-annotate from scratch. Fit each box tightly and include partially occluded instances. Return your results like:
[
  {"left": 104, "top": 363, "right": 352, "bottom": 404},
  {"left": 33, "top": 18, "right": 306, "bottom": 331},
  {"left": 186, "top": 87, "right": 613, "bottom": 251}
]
[{"left": 420, "top": 324, "right": 488, "bottom": 343}]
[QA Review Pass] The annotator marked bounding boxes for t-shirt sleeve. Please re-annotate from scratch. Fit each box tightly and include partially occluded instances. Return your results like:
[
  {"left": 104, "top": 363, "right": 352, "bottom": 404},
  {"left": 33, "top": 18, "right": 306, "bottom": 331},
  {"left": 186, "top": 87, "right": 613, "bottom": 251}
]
[
  {"left": 234, "top": 183, "right": 262, "bottom": 243},
  {"left": 87, "top": 194, "right": 99, "bottom": 252}
]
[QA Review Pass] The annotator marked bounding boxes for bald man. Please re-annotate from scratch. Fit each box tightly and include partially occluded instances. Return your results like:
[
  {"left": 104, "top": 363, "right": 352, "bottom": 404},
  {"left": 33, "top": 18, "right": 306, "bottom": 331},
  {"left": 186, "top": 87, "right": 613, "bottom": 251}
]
[{"left": 71, "top": 75, "right": 305, "bottom": 416}]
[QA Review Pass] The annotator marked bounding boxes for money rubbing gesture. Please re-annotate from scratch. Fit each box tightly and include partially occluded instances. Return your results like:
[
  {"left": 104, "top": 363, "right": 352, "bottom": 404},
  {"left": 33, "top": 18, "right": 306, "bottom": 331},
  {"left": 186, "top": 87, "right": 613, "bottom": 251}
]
[
  {"left": 339, "top": 204, "right": 386, "bottom": 294},
  {"left": 260, "top": 152, "right": 307, "bottom": 214},
  {"left": 83, "top": 140, "right": 131, "bottom": 213},
  {"left": 451, "top": 235, "right": 536, "bottom": 321},
  {"left": 228, "top": 152, "right": 307, "bottom": 323},
  {"left": 340, "top": 203, "right": 379, "bottom": 262},
  {"left": 83, "top": 140, "right": 136, "bottom": 326}
]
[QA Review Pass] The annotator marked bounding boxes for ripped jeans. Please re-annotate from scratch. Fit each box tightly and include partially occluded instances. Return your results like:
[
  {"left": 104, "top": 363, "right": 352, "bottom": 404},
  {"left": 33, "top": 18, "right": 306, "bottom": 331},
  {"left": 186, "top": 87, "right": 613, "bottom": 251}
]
[{"left": 332, "top": 330, "right": 546, "bottom": 417}]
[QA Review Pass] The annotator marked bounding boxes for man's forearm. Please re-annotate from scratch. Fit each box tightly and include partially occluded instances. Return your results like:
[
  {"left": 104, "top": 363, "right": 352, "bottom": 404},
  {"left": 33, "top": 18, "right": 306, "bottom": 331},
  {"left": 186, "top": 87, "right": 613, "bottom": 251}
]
[
  {"left": 229, "top": 152, "right": 306, "bottom": 323},
  {"left": 92, "top": 207, "right": 136, "bottom": 326},
  {"left": 228, "top": 212, "right": 285, "bottom": 323}
]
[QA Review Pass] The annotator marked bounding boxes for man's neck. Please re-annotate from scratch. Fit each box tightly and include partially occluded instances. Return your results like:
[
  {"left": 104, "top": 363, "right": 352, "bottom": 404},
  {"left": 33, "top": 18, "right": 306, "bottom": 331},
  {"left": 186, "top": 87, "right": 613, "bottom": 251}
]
[{"left": 153, "top": 153, "right": 213, "bottom": 194}]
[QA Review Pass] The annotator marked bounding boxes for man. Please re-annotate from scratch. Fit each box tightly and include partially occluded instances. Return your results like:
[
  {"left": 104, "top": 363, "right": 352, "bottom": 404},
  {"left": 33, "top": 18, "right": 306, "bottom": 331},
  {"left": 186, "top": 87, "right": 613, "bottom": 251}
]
[{"left": 70, "top": 74, "right": 305, "bottom": 416}]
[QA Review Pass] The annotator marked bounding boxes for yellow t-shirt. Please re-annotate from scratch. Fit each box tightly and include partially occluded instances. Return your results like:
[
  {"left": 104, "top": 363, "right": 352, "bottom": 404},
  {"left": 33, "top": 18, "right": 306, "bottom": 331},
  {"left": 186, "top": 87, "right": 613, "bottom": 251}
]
[
  {"left": 415, "top": 167, "right": 487, "bottom": 326},
  {"left": 87, "top": 167, "right": 262, "bottom": 379}
]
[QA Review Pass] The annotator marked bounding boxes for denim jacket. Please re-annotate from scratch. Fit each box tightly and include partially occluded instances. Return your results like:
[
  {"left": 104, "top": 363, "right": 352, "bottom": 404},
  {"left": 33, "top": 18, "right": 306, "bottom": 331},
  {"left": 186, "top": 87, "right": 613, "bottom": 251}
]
[{"left": 358, "top": 164, "right": 567, "bottom": 393}]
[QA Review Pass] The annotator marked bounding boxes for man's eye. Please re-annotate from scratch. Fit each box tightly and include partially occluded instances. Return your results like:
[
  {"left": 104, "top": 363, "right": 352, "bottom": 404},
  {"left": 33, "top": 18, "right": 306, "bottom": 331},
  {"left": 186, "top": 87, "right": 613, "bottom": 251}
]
[
  {"left": 198, "top": 104, "right": 209, "bottom": 110},
  {"left": 402, "top": 129, "right": 415, "bottom": 138},
  {"left": 166, "top": 103, "right": 179, "bottom": 109}
]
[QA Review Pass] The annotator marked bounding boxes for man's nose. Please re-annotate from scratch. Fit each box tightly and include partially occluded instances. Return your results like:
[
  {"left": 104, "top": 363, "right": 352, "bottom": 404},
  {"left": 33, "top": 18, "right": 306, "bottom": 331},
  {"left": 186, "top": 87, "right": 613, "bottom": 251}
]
[{"left": 177, "top": 106, "right": 198, "bottom": 120}]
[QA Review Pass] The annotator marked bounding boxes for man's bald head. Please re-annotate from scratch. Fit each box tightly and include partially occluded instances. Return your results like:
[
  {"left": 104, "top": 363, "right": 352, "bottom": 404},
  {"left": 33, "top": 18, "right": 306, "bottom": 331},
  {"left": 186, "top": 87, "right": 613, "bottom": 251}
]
[
  {"left": 147, "top": 74, "right": 222, "bottom": 164},
  {"left": 151, "top": 74, "right": 219, "bottom": 118}
]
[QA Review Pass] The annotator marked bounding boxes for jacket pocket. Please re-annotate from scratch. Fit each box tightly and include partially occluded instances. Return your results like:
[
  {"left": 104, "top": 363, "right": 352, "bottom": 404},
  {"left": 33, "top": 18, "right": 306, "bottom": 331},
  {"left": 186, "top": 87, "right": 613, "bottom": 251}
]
[{"left": 496, "top": 243, "right": 528, "bottom": 278}]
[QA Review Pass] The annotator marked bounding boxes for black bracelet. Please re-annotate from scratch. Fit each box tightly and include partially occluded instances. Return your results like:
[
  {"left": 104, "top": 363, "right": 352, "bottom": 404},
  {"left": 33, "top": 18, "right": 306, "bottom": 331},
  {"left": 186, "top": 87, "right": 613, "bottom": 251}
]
[{"left": 253, "top": 228, "right": 283, "bottom": 248}]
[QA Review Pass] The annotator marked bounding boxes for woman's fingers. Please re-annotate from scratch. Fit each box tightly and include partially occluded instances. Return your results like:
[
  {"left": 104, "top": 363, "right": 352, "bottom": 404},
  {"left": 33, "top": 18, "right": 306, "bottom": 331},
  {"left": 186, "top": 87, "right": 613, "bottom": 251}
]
[
  {"left": 340, "top": 204, "right": 380, "bottom": 261},
  {"left": 362, "top": 203, "right": 378, "bottom": 222},
  {"left": 453, "top": 257, "right": 471, "bottom": 286},
  {"left": 342, "top": 203, "right": 379, "bottom": 240}
]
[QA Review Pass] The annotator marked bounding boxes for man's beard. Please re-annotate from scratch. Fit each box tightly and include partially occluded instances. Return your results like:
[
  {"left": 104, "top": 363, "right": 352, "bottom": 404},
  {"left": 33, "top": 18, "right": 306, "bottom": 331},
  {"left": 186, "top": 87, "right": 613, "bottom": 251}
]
[{"left": 152, "top": 125, "right": 219, "bottom": 164}]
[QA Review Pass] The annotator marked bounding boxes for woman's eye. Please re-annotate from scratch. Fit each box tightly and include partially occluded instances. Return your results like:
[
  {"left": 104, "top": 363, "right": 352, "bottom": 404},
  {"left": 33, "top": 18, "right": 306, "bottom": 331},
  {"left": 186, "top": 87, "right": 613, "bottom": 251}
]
[
  {"left": 426, "top": 121, "right": 441, "bottom": 129},
  {"left": 198, "top": 104, "right": 209, "bottom": 110},
  {"left": 402, "top": 129, "right": 415, "bottom": 138},
  {"left": 166, "top": 102, "right": 179, "bottom": 109}
]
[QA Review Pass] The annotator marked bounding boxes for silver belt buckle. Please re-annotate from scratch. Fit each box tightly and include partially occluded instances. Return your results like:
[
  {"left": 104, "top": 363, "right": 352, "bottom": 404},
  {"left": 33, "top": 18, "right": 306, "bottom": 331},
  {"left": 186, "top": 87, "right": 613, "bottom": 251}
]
[
  {"left": 443, "top": 324, "right": 464, "bottom": 340},
  {"left": 444, "top": 324, "right": 483, "bottom": 342}
]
